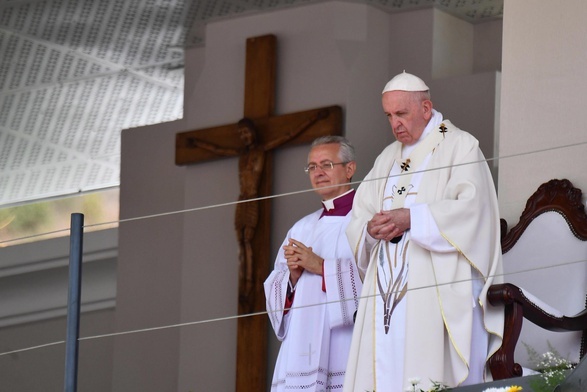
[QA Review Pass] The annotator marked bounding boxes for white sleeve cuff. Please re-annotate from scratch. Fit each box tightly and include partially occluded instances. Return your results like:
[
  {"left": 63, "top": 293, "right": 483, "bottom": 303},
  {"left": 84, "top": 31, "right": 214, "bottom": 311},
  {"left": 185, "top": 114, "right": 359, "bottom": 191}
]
[
  {"left": 409, "top": 203, "right": 454, "bottom": 253},
  {"left": 364, "top": 227, "right": 378, "bottom": 253}
]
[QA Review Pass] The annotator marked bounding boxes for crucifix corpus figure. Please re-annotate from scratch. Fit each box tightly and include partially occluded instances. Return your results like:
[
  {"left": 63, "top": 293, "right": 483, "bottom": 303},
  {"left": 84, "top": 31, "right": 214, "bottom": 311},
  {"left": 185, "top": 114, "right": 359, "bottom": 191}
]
[{"left": 186, "top": 110, "right": 329, "bottom": 304}]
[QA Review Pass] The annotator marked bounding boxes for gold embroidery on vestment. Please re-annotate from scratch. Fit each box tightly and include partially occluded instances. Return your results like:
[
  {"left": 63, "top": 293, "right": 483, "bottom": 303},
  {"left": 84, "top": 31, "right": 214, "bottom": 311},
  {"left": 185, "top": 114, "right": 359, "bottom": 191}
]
[
  {"left": 377, "top": 240, "right": 409, "bottom": 334},
  {"left": 440, "top": 232, "right": 486, "bottom": 282}
]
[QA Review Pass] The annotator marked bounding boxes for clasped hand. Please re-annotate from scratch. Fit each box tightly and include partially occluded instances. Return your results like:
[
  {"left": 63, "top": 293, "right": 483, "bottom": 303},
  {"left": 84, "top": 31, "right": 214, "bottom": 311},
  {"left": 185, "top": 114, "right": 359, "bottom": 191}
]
[
  {"left": 366, "top": 208, "right": 410, "bottom": 242},
  {"left": 284, "top": 238, "right": 324, "bottom": 286}
]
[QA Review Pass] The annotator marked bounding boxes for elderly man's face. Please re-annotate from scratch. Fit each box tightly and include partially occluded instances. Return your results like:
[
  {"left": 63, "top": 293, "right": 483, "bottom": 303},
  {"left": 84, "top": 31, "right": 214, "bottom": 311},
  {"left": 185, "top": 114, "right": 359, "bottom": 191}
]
[{"left": 382, "top": 90, "right": 432, "bottom": 145}]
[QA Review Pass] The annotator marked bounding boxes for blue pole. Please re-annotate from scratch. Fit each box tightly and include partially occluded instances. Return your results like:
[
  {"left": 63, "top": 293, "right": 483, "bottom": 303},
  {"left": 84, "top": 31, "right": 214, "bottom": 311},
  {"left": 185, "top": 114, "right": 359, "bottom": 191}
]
[{"left": 64, "top": 213, "right": 84, "bottom": 392}]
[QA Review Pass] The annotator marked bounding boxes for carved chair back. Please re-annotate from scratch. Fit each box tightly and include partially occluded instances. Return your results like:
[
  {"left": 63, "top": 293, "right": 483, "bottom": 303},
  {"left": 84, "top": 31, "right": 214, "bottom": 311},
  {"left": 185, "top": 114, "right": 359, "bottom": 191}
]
[{"left": 490, "top": 179, "right": 587, "bottom": 379}]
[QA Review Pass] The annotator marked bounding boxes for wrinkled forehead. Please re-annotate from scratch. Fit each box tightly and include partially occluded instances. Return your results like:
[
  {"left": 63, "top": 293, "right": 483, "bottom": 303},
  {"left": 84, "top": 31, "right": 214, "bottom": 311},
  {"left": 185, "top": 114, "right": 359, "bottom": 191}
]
[
  {"left": 382, "top": 90, "right": 418, "bottom": 103},
  {"left": 382, "top": 90, "right": 425, "bottom": 112}
]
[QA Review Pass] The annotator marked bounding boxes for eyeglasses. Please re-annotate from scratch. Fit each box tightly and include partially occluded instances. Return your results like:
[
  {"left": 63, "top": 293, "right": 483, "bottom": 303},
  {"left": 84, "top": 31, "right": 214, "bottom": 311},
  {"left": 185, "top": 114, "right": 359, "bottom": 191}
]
[{"left": 304, "top": 161, "right": 348, "bottom": 173}]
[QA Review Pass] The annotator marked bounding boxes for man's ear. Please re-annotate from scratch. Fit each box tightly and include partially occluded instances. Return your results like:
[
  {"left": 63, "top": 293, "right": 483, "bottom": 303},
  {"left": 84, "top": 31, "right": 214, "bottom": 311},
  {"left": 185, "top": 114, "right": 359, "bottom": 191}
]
[
  {"left": 346, "top": 161, "right": 357, "bottom": 180},
  {"left": 422, "top": 99, "right": 433, "bottom": 121}
]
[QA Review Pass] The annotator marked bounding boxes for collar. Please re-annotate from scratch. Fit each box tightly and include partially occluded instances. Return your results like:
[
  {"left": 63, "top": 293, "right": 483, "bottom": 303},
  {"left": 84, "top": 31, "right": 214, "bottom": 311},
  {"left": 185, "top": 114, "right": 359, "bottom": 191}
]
[
  {"left": 402, "top": 109, "right": 443, "bottom": 158},
  {"left": 320, "top": 189, "right": 355, "bottom": 218}
]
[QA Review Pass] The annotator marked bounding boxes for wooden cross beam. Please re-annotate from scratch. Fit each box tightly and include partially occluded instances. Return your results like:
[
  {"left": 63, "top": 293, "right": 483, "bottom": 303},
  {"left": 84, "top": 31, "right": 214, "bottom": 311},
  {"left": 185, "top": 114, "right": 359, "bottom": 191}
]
[{"left": 175, "top": 34, "right": 342, "bottom": 392}]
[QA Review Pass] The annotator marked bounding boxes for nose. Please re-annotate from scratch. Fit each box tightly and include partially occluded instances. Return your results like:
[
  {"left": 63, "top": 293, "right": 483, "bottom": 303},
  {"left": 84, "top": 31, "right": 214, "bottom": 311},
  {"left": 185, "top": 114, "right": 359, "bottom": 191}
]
[{"left": 390, "top": 116, "right": 401, "bottom": 130}]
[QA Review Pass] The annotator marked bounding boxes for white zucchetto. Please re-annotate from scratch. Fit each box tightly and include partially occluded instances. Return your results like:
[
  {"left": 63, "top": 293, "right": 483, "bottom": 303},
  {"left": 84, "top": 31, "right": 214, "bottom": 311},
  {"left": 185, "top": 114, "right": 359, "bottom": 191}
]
[{"left": 382, "top": 71, "right": 429, "bottom": 94}]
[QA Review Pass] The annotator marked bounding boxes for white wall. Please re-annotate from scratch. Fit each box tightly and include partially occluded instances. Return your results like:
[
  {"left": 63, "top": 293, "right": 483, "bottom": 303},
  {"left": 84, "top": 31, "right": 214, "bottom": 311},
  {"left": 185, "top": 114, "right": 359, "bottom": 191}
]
[
  {"left": 498, "top": 0, "right": 587, "bottom": 224},
  {"left": 114, "top": 118, "right": 186, "bottom": 391},
  {"left": 474, "top": 19, "right": 503, "bottom": 74},
  {"left": 0, "top": 229, "right": 117, "bottom": 391},
  {"left": 433, "top": 10, "right": 474, "bottom": 79}
]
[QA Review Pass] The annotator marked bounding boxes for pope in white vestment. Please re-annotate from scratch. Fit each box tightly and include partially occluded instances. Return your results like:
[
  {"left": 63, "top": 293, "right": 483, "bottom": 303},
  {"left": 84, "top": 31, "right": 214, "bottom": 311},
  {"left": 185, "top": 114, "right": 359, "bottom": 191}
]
[
  {"left": 265, "top": 136, "right": 363, "bottom": 392},
  {"left": 343, "top": 72, "right": 504, "bottom": 392}
]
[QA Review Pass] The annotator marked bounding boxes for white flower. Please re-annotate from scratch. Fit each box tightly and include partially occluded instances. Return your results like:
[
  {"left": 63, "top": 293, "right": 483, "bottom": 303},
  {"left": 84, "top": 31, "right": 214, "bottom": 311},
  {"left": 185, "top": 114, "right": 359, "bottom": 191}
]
[
  {"left": 404, "top": 376, "right": 450, "bottom": 392},
  {"left": 408, "top": 377, "right": 421, "bottom": 386},
  {"left": 406, "top": 377, "right": 422, "bottom": 392}
]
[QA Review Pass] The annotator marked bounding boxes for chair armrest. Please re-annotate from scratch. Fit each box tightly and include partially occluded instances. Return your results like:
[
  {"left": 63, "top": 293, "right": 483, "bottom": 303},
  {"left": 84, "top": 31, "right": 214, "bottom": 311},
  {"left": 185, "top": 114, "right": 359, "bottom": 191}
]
[
  {"left": 489, "top": 283, "right": 587, "bottom": 331},
  {"left": 487, "top": 283, "right": 587, "bottom": 380}
]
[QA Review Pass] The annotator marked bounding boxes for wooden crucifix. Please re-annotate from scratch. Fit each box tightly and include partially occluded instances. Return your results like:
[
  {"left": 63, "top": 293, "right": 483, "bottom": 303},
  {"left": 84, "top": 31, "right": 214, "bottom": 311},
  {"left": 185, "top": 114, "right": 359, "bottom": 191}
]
[{"left": 175, "top": 34, "right": 342, "bottom": 392}]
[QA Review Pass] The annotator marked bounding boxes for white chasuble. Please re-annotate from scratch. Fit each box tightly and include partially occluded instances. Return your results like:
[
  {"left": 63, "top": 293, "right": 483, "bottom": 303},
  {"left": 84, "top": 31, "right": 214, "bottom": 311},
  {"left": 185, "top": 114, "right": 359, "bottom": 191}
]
[
  {"left": 264, "top": 209, "right": 362, "bottom": 391},
  {"left": 344, "top": 117, "right": 504, "bottom": 392}
]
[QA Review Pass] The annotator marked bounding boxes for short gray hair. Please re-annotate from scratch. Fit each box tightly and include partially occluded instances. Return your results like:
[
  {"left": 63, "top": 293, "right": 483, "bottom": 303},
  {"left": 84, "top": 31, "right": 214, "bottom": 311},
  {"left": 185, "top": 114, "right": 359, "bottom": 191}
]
[
  {"left": 310, "top": 135, "right": 355, "bottom": 163},
  {"left": 411, "top": 90, "right": 431, "bottom": 103}
]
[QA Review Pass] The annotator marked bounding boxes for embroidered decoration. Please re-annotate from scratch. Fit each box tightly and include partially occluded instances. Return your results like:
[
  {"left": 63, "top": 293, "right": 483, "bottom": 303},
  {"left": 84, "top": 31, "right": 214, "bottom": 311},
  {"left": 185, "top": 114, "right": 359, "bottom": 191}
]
[
  {"left": 391, "top": 184, "right": 414, "bottom": 200},
  {"left": 377, "top": 240, "right": 410, "bottom": 334},
  {"left": 439, "top": 123, "right": 447, "bottom": 137},
  {"left": 400, "top": 158, "right": 411, "bottom": 172}
]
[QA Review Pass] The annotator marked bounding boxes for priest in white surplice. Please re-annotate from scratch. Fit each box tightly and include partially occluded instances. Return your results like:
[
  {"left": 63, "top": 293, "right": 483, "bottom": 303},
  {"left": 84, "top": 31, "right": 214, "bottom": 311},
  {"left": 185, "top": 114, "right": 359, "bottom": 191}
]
[
  {"left": 264, "top": 136, "right": 363, "bottom": 391},
  {"left": 343, "top": 72, "right": 504, "bottom": 391}
]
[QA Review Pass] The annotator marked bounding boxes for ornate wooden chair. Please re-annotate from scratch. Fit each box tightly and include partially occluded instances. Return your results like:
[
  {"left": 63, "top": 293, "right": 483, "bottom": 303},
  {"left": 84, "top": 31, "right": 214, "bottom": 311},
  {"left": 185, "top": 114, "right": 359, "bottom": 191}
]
[{"left": 488, "top": 179, "right": 587, "bottom": 380}]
